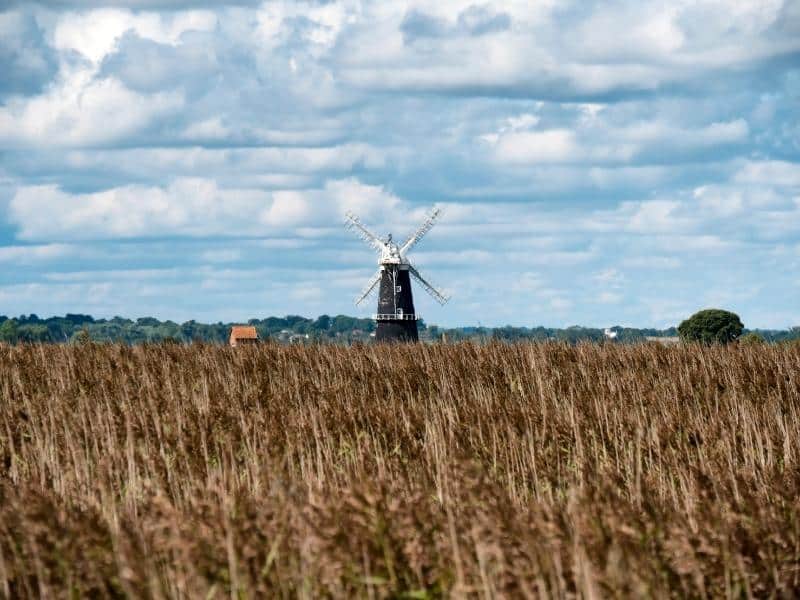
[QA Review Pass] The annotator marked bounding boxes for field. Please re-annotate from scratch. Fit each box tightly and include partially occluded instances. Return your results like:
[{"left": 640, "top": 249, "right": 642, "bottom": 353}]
[{"left": 1, "top": 341, "right": 799, "bottom": 598}]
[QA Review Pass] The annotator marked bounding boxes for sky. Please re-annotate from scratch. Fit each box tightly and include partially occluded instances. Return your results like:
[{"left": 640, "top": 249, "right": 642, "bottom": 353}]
[{"left": 0, "top": 0, "right": 798, "bottom": 329}]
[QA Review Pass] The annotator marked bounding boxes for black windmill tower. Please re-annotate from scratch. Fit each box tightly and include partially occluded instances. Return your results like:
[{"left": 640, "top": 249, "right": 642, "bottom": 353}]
[{"left": 345, "top": 208, "right": 450, "bottom": 342}]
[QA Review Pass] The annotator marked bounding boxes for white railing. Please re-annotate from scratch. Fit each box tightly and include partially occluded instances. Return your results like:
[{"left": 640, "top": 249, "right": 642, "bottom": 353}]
[{"left": 374, "top": 313, "right": 420, "bottom": 321}]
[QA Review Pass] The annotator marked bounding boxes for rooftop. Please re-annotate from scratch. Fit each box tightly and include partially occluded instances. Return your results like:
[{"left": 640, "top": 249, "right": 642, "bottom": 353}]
[{"left": 230, "top": 326, "right": 258, "bottom": 339}]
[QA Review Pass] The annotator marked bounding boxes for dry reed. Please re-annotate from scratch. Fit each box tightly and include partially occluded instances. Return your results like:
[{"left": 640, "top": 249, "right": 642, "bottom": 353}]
[{"left": 1, "top": 341, "right": 799, "bottom": 598}]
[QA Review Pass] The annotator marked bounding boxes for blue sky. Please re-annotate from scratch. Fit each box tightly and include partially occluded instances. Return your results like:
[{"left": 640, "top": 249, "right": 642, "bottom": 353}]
[{"left": 0, "top": 0, "right": 798, "bottom": 328}]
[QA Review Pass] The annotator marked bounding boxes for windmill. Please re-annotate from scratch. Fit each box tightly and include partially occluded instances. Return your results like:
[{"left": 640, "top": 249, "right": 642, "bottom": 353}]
[{"left": 344, "top": 207, "right": 450, "bottom": 342}]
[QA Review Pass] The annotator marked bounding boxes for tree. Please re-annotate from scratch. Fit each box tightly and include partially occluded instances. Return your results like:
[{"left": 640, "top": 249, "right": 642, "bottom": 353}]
[
  {"left": 314, "top": 315, "right": 332, "bottom": 332},
  {"left": 17, "top": 324, "right": 50, "bottom": 342},
  {"left": 0, "top": 319, "right": 18, "bottom": 343},
  {"left": 678, "top": 309, "right": 744, "bottom": 344},
  {"left": 739, "top": 332, "right": 766, "bottom": 345},
  {"left": 72, "top": 328, "right": 92, "bottom": 345}
]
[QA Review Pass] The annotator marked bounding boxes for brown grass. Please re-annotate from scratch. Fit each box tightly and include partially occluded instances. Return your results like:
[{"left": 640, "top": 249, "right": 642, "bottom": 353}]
[{"left": 1, "top": 341, "right": 799, "bottom": 598}]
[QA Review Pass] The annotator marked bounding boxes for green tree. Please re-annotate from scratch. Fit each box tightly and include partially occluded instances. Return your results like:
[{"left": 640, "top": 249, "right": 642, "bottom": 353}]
[
  {"left": 17, "top": 324, "right": 50, "bottom": 342},
  {"left": 739, "top": 332, "right": 766, "bottom": 345},
  {"left": 314, "top": 315, "right": 332, "bottom": 332},
  {"left": 678, "top": 309, "right": 744, "bottom": 344},
  {"left": 0, "top": 319, "right": 18, "bottom": 343},
  {"left": 71, "top": 328, "right": 92, "bottom": 345}
]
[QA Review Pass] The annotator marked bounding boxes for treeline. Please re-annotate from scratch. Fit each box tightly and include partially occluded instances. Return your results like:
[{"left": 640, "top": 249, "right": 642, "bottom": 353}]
[
  {"left": 0, "top": 313, "right": 798, "bottom": 345},
  {"left": 455, "top": 325, "right": 675, "bottom": 343},
  {"left": 0, "top": 314, "right": 376, "bottom": 345}
]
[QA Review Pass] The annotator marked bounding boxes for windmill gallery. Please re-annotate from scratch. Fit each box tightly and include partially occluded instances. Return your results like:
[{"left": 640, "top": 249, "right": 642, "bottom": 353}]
[{"left": 344, "top": 208, "right": 450, "bottom": 342}]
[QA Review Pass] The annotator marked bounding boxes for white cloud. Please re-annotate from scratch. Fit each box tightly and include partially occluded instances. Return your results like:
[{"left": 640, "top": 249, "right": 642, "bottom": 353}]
[
  {"left": 481, "top": 117, "right": 748, "bottom": 166},
  {"left": 0, "top": 10, "right": 58, "bottom": 96},
  {"left": 593, "top": 268, "right": 624, "bottom": 286},
  {"left": 0, "top": 76, "right": 183, "bottom": 147},
  {"left": 488, "top": 129, "right": 580, "bottom": 164},
  {"left": 180, "top": 117, "right": 230, "bottom": 141},
  {"left": 44, "top": 268, "right": 180, "bottom": 282},
  {"left": 52, "top": 8, "right": 217, "bottom": 63},
  {"left": 8, "top": 177, "right": 403, "bottom": 240},
  {"left": 60, "top": 144, "right": 387, "bottom": 178},
  {"left": 0, "top": 243, "right": 74, "bottom": 263},
  {"left": 200, "top": 248, "right": 242, "bottom": 263},
  {"left": 548, "top": 297, "right": 573, "bottom": 312},
  {"left": 620, "top": 119, "right": 749, "bottom": 148},
  {"left": 255, "top": 0, "right": 355, "bottom": 53},
  {"left": 336, "top": 0, "right": 800, "bottom": 98},
  {"left": 572, "top": 6, "right": 685, "bottom": 61},
  {"left": 597, "top": 291, "right": 623, "bottom": 304},
  {"left": 734, "top": 160, "right": 800, "bottom": 187},
  {"left": 622, "top": 256, "right": 681, "bottom": 270},
  {"left": 625, "top": 200, "right": 686, "bottom": 233}
]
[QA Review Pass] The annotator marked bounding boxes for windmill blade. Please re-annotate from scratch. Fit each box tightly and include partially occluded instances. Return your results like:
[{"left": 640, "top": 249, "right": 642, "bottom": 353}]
[
  {"left": 408, "top": 264, "right": 450, "bottom": 305},
  {"left": 355, "top": 269, "right": 382, "bottom": 306},
  {"left": 399, "top": 207, "right": 442, "bottom": 256},
  {"left": 344, "top": 211, "right": 386, "bottom": 254}
]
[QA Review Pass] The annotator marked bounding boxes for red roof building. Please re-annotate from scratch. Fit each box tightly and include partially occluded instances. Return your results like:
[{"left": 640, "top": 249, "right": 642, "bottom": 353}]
[{"left": 229, "top": 325, "right": 258, "bottom": 347}]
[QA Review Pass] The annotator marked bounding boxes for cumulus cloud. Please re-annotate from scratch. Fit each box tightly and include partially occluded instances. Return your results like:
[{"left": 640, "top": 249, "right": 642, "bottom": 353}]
[
  {"left": 401, "top": 4, "right": 510, "bottom": 42},
  {"left": 98, "top": 31, "right": 222, "bottom": 93},
  {"left": 487, "top": 129, "right": 581, "bottom": 164},
  {"left": 52, "top": 8, "right": 217, "bottom": 63},
  {"left": 457, "top": 5, "right": 511, "bottom": 35},
  {"left": 481, "top": 116, "right": 749, "bottom": 166},
  {"left": 46, "top": 143, "right": 388, "bottom": 191},
  {"left": 8, "top": 178, "right": 403, "bottom": 240},
  {"left": 0, "top": 76, "right": 183, "bottom": 147},
  {"left": 338, "top": 0, "right": 800, "bottom": 99},
  {"left": 0, "top": 11, "right": 58, "bottom": 96},
  {"left": 734, "top": 160, "right": 800, "bottom": 186},
  {"left": 589, "top": 177, "right": 800, "bottom": 243},
  {"left": 0, "top": 243, "right": 74, "bottom": 264}
]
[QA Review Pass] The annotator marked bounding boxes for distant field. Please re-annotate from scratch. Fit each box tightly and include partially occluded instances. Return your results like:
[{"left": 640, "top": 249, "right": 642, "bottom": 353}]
[{"left": 1, "top": 342, "right": 799, "bottom": 598}]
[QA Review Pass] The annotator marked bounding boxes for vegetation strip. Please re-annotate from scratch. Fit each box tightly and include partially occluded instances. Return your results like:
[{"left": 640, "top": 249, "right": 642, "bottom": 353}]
[{"left": 1, "top": 341, "right": 799, "bottom": 596}]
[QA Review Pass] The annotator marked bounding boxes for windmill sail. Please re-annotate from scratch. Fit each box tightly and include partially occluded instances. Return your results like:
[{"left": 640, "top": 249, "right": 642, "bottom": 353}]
[
  {"left": 355, "top": 269, "right": 381, "bottom": 305},
  {"left": 344, "top": 211, "right": 386, "bottom": 254},
  {"left": 400, "top": 207, "right": 442, "bottom": 255},
  {"left": 408, "top": 264, "right": 450, "bottom": 305}
]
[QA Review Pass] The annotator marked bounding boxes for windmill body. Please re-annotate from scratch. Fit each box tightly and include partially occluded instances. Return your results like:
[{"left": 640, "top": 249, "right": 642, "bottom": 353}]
[{"left": 345, "top": 209, "right": 450, "bottom": 342}]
